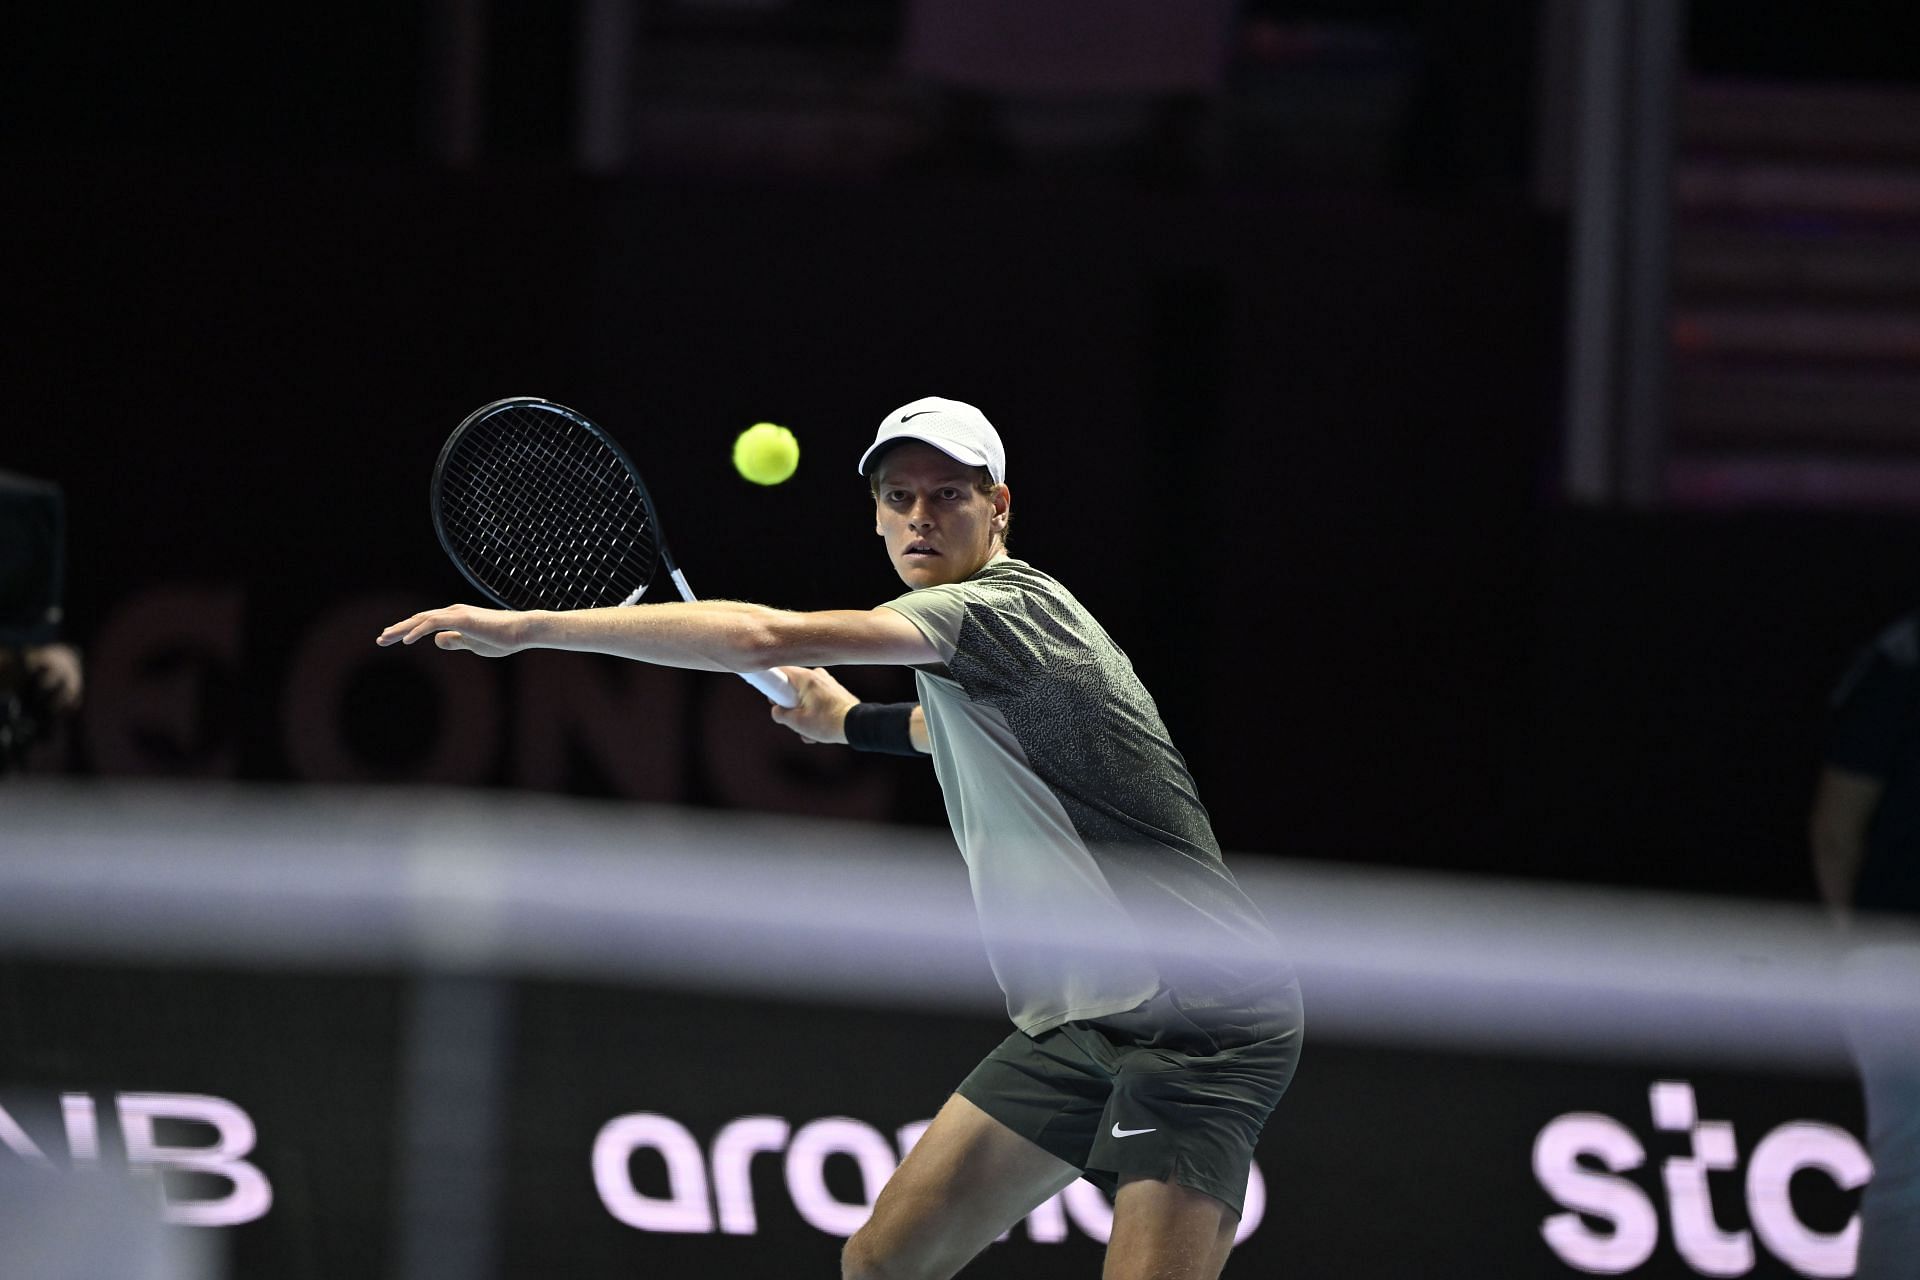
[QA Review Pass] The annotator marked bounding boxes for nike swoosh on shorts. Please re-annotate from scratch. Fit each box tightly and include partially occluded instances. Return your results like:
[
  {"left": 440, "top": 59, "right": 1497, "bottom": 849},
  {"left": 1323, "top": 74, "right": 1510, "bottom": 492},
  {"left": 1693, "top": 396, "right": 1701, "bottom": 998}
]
[{"left": 1111, "top": 1124, "right": 1158, "bottom": 1138}]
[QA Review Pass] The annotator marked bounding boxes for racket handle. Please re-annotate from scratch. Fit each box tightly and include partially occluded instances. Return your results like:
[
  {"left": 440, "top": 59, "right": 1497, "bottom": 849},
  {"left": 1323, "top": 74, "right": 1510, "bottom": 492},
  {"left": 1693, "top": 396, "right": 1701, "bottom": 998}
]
[
  {"left": 666, "top": 567, "right": 800, "bottom": 707},
  {"left": 742, "top": 667, "right": 799, "bottom": 708}
]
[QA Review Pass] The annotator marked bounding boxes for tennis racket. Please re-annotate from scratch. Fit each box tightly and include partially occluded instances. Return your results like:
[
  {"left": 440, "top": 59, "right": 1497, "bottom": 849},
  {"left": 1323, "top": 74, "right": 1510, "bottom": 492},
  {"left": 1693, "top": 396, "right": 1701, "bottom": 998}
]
[{"left": 429, "top": 396, "right": 798, "bottom": 707}]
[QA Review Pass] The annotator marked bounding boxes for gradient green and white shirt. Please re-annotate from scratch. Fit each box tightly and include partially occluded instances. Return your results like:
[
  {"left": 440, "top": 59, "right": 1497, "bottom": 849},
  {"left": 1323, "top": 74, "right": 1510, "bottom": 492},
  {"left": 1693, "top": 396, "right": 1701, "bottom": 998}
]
[{"left": 882, "top": 557, "right": 1289, "bottom": 1035}]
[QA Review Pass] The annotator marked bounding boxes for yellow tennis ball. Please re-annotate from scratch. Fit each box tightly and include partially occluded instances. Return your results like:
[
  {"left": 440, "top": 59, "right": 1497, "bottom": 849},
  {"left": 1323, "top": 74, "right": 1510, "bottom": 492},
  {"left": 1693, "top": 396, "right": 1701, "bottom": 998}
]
[{"left": 733, "top": 422, "right": 800, "bottom": 485}]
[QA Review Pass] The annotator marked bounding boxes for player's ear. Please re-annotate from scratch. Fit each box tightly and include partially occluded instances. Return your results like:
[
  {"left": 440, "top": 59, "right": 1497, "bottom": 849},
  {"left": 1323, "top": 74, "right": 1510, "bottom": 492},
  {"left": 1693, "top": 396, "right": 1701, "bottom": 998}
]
[{"left": 991, "top": 483, "right": 1010, "bottom": 526}]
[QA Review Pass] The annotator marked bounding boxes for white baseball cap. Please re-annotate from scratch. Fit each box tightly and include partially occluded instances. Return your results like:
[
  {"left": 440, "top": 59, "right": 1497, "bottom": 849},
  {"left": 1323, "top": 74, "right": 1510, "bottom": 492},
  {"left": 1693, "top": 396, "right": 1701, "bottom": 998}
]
[{"left": 857, "top": 396, "right": 1006, "bottom": 486}]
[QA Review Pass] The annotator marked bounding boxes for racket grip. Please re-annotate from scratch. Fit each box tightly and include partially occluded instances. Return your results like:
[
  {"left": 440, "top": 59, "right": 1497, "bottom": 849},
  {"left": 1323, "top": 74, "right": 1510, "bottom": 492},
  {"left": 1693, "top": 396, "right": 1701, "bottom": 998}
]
[
  {"left": 741, "top": 667, "right": 799, "bottom": 708},
  {"left": 664, "top": 569, "right": 799, "bottom": 707}
]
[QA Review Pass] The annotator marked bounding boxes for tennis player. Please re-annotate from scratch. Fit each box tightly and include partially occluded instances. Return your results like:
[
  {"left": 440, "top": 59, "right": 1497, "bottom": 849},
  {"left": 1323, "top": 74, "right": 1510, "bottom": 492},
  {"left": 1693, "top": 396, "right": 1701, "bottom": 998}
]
[{"left": 379, "top": 396, "right": 1302, "bottom": 1280}]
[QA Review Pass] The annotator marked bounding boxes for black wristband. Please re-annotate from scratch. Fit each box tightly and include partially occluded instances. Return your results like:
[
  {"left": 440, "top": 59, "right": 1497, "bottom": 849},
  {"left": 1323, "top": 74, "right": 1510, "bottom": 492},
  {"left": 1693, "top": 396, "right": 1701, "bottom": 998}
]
[{"left": 843, "top": 701, "right": 919, "bottom": 756}]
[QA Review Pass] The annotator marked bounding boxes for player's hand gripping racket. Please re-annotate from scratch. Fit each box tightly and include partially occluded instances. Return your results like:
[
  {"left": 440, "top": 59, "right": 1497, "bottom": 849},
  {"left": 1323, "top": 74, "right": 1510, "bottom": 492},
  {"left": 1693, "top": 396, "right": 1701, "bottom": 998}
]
[{"left": 430, "top": 396, "right": 798, "bottom": 707}]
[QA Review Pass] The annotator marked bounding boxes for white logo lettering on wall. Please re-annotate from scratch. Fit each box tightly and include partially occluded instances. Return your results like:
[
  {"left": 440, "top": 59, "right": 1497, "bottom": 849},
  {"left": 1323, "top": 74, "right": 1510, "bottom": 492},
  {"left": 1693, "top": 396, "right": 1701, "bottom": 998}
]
[
  {"left": 1533, "top": 1081, "right": 1868, "bottom": 1278},
  {"left": 0, "top": 1092, "right": 273, "bottom": 1228},
  {"left": 593, "top": 1110, "right": 1267, "bottom": 1245}
]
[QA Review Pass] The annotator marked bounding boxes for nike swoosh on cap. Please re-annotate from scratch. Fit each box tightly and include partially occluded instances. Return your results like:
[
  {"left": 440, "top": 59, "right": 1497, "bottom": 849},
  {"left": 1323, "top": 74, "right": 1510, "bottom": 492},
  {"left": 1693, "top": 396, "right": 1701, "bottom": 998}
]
[
  {"left": 1110, "top": 1124, "right": 1158, "bottom": 1138},
  {"left": 899, "top": 409, "right": 939, "bottom": 421}
]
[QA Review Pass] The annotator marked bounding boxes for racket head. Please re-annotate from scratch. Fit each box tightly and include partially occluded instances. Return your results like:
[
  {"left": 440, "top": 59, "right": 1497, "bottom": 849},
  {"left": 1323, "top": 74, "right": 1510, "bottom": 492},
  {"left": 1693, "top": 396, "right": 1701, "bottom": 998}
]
[{"left": 430, "top": 397, "right": 668, "bottom": 611}]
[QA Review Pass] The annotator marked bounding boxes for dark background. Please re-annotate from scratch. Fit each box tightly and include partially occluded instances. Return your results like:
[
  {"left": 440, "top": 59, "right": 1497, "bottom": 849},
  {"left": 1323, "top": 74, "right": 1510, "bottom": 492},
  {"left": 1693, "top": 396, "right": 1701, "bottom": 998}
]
[{"left": 8, "top": 2, "right": 1920, "bottom": 901}]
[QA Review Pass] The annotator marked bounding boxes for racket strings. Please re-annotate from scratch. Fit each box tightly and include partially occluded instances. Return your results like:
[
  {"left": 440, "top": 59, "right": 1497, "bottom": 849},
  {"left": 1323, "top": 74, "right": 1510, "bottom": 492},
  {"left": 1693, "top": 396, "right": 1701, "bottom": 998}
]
[
  {"left": 437, "top": 403, "right": 660, "bottom": 611},
  {"left": 449, "top": 449, "right": 648, "bottom": 608},
  {"left": 459, "top": 419, "right": 653, "bottom": 604}
]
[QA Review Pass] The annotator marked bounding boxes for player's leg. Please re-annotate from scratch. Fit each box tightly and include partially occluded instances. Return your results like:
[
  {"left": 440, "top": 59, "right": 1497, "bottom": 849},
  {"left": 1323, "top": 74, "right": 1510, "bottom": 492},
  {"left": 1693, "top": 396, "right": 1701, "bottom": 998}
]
[
  {"left": 1102, "top": 1176, "right": 1239, "bottom": 1280},
  {"left": 843, "top": 1092, "right": 1080, "bottom": 1280},
  {"left": 1074, "top": 985, "right": 1304, "bottom": 1280}
]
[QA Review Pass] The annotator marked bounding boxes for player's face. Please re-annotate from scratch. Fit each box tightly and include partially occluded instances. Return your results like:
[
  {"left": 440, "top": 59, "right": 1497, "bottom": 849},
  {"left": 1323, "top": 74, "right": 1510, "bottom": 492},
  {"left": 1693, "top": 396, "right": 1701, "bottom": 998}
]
[{"left": 872, "top": 442, "right": 1009, "bottom": 589}]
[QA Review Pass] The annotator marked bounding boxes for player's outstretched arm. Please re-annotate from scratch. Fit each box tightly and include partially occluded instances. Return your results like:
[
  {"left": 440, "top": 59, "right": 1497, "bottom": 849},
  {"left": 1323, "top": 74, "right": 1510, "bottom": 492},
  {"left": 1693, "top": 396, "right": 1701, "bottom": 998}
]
[
  {"left": 769, "top": 667, "right": 930, "bottom": 753},
  {"left": 376, "top": 600, "right": 938, "bottom": 672}
]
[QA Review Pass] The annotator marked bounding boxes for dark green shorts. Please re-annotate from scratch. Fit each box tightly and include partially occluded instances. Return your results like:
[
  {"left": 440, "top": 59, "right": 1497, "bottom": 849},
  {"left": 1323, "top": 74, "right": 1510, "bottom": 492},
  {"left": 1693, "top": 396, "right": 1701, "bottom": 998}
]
[{"left": 955, "top": 983, "right": 1303, "bottom": 1218}]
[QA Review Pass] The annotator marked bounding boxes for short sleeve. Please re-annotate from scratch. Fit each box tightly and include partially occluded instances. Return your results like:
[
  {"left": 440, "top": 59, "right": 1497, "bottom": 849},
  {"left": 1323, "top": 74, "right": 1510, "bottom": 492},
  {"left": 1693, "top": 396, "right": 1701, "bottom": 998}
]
[
  {"left": 879, "top": 583, "right": 975, "bottom": 664},
  {"left": 1826, "top": 626, "right": 1920, "bottom": 779}
]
